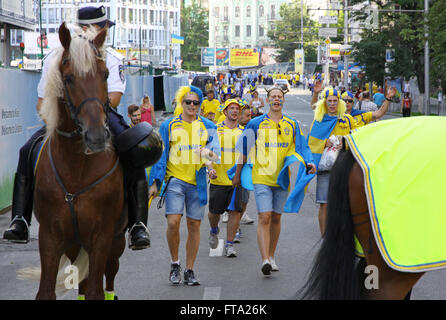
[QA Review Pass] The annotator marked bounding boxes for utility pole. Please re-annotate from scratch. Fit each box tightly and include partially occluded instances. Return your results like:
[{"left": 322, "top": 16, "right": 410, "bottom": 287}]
[
  {"left": 325, "top": 0, "right": 330, "bottom": 86},
  {"left": 39, "top": 0, "right": 44, "bottom": 67},
  {"left": 424, "top": 0, "right": 430, "bottom": 115},
  {"left": 343, "top": 0, "right": 349, "bottom": 90}
]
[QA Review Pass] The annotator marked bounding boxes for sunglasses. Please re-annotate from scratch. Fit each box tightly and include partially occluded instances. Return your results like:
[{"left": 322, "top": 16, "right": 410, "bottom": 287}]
[
  {"left": 183, "top": 99, "right": 200, "bottom": 106},
  {"left": 343, "top": 99, "right": 354, "bottom": 103}
]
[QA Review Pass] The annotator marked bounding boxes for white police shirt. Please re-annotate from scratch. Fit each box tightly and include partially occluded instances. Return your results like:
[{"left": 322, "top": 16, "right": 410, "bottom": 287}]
[{"left": 37, "top": 47, "right": 126, "bottom": 98}]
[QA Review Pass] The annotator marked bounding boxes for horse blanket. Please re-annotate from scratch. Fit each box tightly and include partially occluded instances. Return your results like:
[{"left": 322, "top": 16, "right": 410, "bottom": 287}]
[{"left": 346, "top": 116, "right": 446, "bottom": 272}]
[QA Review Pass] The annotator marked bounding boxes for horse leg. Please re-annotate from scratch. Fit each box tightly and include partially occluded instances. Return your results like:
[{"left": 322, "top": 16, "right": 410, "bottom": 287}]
[
  {"left": 36, "top": 230, "right": 63, "bottom": 300},
  {"left": 104, "top": 235, "right": 126, "bottom": 300},
  {"left": 85, "top": 236, "right": 113, "bottom": 300},
  {"left": 349, "top": 163, "right": 424, "bottom": 299}
]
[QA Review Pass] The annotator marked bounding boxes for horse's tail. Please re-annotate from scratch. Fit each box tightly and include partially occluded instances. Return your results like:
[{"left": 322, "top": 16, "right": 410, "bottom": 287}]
[
  {"left": 299, "top": 149, "right": 365, "bottom": 300},
  {"left": 17, "top": 248, "right": 89, "bottom": 296}
]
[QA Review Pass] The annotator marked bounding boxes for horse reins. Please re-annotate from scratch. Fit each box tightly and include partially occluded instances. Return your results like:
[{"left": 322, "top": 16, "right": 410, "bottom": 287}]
[
  {"left": 47, "top": 136, "right": 120, "bottom": 245},
  {"left": 57, "top": 53, "right": 110, "bottom": 138}
]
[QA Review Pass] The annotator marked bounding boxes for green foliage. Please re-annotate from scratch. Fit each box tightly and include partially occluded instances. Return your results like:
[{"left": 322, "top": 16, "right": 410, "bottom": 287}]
[
  {"left": 429, "top": 0, "right": 446, "bottom": 92},
  {"left": 349, "top": 0, "right": 426, "bottom": 91},
  {"left": 267, "top": 0, "right": 318, "bottom": 62},
  {"left": 181, "top": 1, "right": 209, "bottom": 71}
]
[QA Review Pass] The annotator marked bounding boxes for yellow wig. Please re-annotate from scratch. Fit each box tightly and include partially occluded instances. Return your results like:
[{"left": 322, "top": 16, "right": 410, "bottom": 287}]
[
  {"left": 173, "top": 85, "right": 203, "bottom": 117},
  {"left": 314, "top": 87, "right": 346, "bottom": 122}
]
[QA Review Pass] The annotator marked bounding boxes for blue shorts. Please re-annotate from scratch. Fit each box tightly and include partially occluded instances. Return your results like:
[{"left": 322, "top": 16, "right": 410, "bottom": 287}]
[
  {"left": 253, "top": 184, "right": 288, "bottom": 214},
  {"left": 316, "top": 172, "right": 330, "bottom": 204},
  {"left": 165, "top": 177, "right": 205, "bottom": 220}
]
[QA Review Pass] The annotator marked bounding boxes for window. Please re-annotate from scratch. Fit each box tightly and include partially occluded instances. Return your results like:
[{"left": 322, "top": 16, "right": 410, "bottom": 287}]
[
  {"left": 246, "top": 5, "right": 251, "bottom": 17},
  {"left": 235, "top": 6, "right": 240, "bottom": 17},
  {"left": 259, "top": 5, "right": 264, "bottom": 17},
  {"left": 214, "top": 7, "right": 219, "bottom": 18},
  {"left": 235, "top": 25, "right": 240, "bottom": 37},
  {"left": 224, "top": 6, "right": 228, "bottom": 21},
  {"left": 246, "top": 25, "right": 251, "bottom": 37},
  {"left": 259, "top": 25, "right": 264, "bottom": 37},
  {"left": 271, "top": 5, "right": 275, "bottom": 19}
]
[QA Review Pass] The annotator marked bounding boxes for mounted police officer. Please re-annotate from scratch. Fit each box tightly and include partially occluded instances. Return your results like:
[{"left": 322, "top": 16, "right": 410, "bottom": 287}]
[{"left": 3, "top": 6, "right": 162, "bottom": 250}]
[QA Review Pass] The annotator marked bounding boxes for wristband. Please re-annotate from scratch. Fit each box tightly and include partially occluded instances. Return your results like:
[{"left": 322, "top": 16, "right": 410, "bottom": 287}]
[{"left": 385, "top": 96, "right": 392, "bottom": 102}]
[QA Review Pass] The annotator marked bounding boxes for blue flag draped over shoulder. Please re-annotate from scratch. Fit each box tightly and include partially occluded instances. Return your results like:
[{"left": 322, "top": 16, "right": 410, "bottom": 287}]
[
  {"left": 277, "top": 150, "right": 316, "bottom": 213},
  {"left": 307, "top": 115, "right": 338, "bottom": 168}
]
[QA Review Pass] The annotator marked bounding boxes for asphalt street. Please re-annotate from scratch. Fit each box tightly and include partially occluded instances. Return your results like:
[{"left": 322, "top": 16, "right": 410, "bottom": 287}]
[{"left": 1, "top": 88, "right": 445, "bottom": 300}]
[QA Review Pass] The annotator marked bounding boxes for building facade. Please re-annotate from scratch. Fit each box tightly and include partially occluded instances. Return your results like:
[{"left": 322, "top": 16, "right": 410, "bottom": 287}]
[
  {"left": 209, "top": 0, "right": 291, "bottom": 49},
  {"left": 35, "top": 0, "right": 181, "bottom": 66},
  {"left": 0, "top": 0, "right": 36, "bottom": 66}
]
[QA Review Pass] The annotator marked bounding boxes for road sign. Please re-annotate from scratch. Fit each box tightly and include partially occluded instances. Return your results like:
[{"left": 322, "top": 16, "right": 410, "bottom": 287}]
[
  {"left": 319, "top": 28, "right": 338, "bottom": 38},
  {"left": 319, "top": 16, "right": 338, "bottom": 25},
  {"left": 386, "top": 49, "right": 394, "bottom": 62},
  {"left": 324, "top": 39, "right": 331, "bottom": 45}
]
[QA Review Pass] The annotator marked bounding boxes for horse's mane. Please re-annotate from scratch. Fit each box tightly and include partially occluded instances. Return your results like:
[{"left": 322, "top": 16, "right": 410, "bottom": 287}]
[{"left": 40, "top": 26, "right": 107, "bottom": 136}]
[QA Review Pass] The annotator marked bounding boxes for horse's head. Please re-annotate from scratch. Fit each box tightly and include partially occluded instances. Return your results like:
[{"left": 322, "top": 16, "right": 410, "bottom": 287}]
[{"left": 58, "top": 22, "right": 111, "bottom": 154}]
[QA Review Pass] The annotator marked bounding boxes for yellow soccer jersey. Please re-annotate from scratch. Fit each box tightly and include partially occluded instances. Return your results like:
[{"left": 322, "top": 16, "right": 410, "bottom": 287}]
[
  {"left": 331, "top": 114, "right": 358, "bottom": 136},
  {"left": 166, "top": 115, "right": 210, "bottom": 185},
  {"left": 242, "top": 115, "right": 301, "bottom": 187},
  {"left": 211, "top": 122, "right": 243, "bottom": 186},
  {"left": 201, "top": 99, "right": 220, "bottom": 116},
  {"left": 351, "top": 111, "right": 373, "bottom": 128},
  {"left": 216, "top": 114, "right": 226, "bottom": 124}
]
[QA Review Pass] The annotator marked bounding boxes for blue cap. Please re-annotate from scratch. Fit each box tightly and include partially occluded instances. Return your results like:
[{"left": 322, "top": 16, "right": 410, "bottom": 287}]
[{"left": 78, "top": 6, "right": 115, "bottom": 28}]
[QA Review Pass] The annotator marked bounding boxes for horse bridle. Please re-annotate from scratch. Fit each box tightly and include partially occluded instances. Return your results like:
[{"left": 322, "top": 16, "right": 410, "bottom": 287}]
[{"left": 57, "top": 55, "right": 110, "bottom": 138}]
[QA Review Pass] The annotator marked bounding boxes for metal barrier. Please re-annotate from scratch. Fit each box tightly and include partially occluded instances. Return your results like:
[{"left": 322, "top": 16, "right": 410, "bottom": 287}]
[{"left": 0, "top": 68, "right": 188, "bottom": 210}]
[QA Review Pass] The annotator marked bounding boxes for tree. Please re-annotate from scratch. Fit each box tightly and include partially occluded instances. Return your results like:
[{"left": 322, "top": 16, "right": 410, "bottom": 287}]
[
  {"left": 180, "top": 0, "right": 209, "bottom": 71},
  {"left": 429, "top": 0, "right": 446, "bottom": 92},
  {"left": 267, "top": 0, "right": 318, "bottom": 62},
  {"left": 349, "top": 0, "right": 425, "bottom": 91}
]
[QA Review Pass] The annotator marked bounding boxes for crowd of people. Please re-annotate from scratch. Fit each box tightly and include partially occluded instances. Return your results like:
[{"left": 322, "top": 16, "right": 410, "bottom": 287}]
[{"left": 2, "top": 5, "right": 405, "bottom": 296}]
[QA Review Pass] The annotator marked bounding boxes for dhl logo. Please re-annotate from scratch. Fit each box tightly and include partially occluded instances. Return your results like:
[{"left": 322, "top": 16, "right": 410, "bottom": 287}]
[{"left": 234, "top": 51, "right": 255, "bottom": 57}]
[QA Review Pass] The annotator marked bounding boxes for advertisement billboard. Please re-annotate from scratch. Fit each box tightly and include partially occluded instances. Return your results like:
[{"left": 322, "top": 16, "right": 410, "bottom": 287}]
[
  {"left": 201, "top": 48, "right": 215, "bottom": 67},
  {"left": 294, "top": 49, "right": 304, "bottom": 74},
  {"left": 216, "top": 48, "right": 230, "bottom": 66},
  {"left": 229, "top": 48, "right": 259, "bottom": 67}
]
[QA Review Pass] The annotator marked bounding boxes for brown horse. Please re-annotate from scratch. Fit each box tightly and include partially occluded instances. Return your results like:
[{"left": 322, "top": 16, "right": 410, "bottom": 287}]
[
  {"left": 33, "top": 23, "right": 126, "bottom": 300},
  {"left": 300, "top": 148, "right": 423, "bottom": 300}
]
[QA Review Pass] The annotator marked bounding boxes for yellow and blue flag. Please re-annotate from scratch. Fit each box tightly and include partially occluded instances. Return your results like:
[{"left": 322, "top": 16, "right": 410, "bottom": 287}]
[{"left": 171, "top": 34, "right": 184, "bottom": 45}]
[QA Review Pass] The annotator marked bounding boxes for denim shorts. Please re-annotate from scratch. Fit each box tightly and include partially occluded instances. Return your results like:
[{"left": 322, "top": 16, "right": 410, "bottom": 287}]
[
  {"left": 165, "top": 177, "right": 205, "bottom": 220},
  {"left": 253, "top": 184, "right": 288, "bottom": 214},
  {"left": 316, "top": 172, "right": 330, "bottom": 204}
]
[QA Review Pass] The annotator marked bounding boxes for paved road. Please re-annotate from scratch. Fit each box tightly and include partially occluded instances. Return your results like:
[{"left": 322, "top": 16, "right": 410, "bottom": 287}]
[{"left": 1, "top": 88, "right": 445, "bottom": 300}]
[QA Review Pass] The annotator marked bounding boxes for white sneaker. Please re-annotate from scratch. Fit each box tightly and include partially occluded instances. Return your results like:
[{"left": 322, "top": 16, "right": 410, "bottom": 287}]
[
  {"left": 225, "top": 245, "right": 237, "bottom": 257},
  {"left": 240, "top": 212, "right": 254, "bottom": 224},
  {"left": 270, "top": 257, "right": 279, "bottom": 271},
  {"left": 222, "top": 212, "right": 228, "bottom": 223}
]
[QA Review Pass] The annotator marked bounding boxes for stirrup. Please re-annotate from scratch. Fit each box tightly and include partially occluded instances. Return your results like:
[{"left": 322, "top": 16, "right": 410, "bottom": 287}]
[
  {"left": 9, "top": 216, "right": 30, "bottom": 229},
  {"left": 5, "top": 216, "right": 30, "bottom": 243},
  {"left": 127, "top": 222, "right": 151, "bottom": 250}
]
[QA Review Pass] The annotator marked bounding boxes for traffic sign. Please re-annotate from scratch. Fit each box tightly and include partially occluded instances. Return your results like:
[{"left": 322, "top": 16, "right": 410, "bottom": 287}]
[
  {"left": 319, "top": 16, "right": 338, "bottom": 25},
  {"left": 319, "top": 28, "right": 338, "bottom": 38},
  {"left": 325, "top": 39, "right": 331, "bottom": 45}
]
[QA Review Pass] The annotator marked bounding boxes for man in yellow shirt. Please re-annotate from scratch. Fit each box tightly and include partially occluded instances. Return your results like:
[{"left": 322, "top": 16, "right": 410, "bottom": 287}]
[
  {"left": 342, "top": 88, "right": 396, "bottom": 127},
  {"left": 233, "top": 87, "right": 316, "bottom": 275},
  {"left": 149, "top": 85, "right": 220, "bottom": 286},
  {"left": 208, "top": 99, "right": 244, "bottom": 257},
  {"left": 201, "top": 89, "right": 220, "bottom": 123}
]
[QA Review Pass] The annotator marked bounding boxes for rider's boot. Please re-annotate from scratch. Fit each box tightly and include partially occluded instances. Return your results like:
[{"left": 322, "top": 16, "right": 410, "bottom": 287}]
[
  {"left": 3, "top": 173, "right": 33, "bottom": 243},
  {"left": 128, "top": 175, "right": 151, "bottom": 250}
]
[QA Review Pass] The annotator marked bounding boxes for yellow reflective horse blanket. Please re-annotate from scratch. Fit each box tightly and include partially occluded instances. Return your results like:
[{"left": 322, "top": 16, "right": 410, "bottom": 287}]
[{"left": 345, "top": 116, "right": 446, "bottom": 272}]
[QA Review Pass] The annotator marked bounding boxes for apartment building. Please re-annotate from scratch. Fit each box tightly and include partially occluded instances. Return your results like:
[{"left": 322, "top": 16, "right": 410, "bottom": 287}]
[
  {"left": 208, "top": 0, "right": 291, "bottom": 49},
  {"left": 0, "top": 0, "right": 36, "bottom": 66},
  {"left": 36, "top": 0, "right": 181, "bottom": 66}
]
